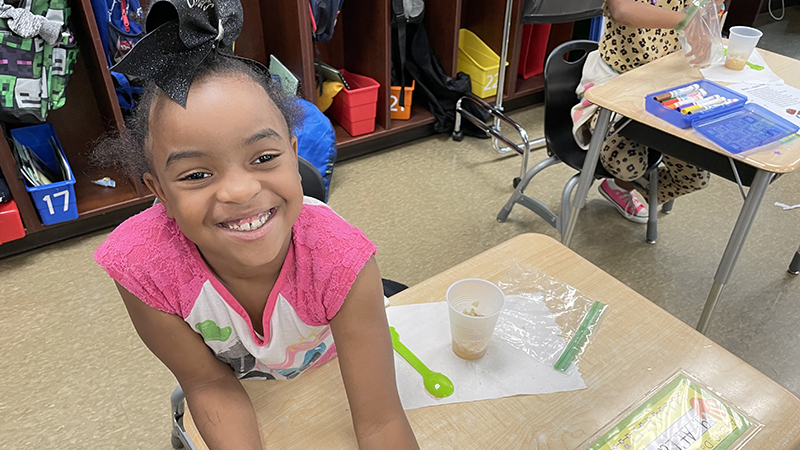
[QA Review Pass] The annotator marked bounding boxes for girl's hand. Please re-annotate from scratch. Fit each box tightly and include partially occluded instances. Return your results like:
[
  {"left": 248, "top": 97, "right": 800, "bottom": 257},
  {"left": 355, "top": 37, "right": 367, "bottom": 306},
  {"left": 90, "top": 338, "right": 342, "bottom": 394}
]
[
  {"left": 330, "top": 256, "right": 419, "bottom": 450},
  {"left": 682, "top": 16, "right": 713, "bottom": 66},
  {"left": 679, "top": 0, "right": 725, "bottom": 68}
]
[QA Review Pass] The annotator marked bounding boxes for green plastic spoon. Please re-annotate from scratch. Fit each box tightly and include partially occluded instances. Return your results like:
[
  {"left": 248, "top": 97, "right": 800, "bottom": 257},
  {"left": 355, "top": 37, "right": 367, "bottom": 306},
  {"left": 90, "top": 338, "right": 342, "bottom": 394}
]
[{"left": 389, "top": 326, "right": 454, "bottom": 398}]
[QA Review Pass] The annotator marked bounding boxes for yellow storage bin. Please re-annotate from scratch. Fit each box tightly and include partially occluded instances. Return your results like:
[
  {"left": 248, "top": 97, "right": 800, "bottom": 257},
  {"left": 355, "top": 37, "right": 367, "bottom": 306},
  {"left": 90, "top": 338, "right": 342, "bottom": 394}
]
[{"left": 457, "top": 29, "right": 508, "bottom": 98}]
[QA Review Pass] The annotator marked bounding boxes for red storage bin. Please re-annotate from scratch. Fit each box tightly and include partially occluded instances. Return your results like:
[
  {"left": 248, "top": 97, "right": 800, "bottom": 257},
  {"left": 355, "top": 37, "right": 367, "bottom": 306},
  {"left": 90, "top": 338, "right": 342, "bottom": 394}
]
[
  {"left": 0, "top": 200, "right": 26, "bottom": 244},
  {"left": 328, "top": 70, "right": 380, "bottom": 137},
  {"left": 518, "top": 24, "right": 552, "bottom": 79}
]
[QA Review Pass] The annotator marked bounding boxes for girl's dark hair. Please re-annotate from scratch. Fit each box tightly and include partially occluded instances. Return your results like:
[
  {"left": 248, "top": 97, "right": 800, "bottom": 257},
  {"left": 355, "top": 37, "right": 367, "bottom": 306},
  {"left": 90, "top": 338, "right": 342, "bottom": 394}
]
[{"left": 92, "top": 54, "right": 303, "bottom": 180}]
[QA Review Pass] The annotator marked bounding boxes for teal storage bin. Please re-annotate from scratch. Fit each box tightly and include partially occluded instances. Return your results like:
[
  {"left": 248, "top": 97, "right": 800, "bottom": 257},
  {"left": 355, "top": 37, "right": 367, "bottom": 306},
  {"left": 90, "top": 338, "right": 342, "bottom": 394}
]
[{"left": 11, "top": 124, "right": 78, "bottom": 225}]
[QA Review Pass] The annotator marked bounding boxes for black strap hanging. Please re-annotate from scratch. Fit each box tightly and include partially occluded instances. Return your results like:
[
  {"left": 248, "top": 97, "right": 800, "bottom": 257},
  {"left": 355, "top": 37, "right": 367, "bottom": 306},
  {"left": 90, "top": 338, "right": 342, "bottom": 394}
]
[{"left": 392, "top": 0, "right": 408, "bottom": 107}]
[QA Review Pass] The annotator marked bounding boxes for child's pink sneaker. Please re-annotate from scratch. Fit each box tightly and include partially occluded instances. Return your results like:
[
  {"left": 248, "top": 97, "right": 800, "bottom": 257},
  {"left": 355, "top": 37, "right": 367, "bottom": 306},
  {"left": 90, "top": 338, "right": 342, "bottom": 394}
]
[{"left": 598, "top": 179, "right": 649, "bottom": 223}]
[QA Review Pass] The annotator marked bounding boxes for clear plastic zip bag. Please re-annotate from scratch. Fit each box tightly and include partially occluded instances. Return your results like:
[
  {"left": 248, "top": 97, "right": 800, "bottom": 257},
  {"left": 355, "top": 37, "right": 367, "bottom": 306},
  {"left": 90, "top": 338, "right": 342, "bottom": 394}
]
[
  {"left": 679, "top": 0, "right": 726, "bottom": 69},
  {"left": 494, "top": 261, "right": 607, "bottom": 375}
]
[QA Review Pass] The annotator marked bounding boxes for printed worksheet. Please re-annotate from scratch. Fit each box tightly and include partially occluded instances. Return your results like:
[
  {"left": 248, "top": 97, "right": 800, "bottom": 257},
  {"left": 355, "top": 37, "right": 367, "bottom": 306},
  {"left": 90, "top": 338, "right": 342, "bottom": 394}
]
[{"left": 728, "top": 83, "right": 800, "bottom": 134}]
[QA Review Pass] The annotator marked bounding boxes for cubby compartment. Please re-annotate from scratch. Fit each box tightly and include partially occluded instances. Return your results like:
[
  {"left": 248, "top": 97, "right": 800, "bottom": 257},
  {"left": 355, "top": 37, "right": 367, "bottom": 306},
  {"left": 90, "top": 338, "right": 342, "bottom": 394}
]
[
  {"left": 460, "top": 0, "right": 523, "bottom": 98},
  {"left": 45, "top": 54, "right": 140, "bottom": 217},
  {"left": 314, "top": 0, "right": 391, "bottom": 141}
]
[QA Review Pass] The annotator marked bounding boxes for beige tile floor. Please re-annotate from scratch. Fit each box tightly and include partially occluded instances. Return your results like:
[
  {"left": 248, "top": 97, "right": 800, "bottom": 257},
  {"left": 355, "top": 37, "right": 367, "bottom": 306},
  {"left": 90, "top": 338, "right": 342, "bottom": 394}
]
[{"left": 3, "top": 10, "right": 800, "bottom": 448}]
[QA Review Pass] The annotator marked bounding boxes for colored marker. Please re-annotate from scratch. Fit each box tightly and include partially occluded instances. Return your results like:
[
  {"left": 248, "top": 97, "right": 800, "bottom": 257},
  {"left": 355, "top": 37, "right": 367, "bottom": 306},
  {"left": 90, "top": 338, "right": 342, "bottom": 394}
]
[
  {"left": 666, "top": 96, "right": 702, "bottom": 110},
  {"left": 678, "top": 95, "right": 723, "bottom": 112},
  {"left": 657, "top": 84, "right": 701, "bottom": 102},
  {"left": 682, "top": 96, "right": 727, "bottom": 113},
  {"left": 655, "top": 84, "right": 701, "bottom": 102},
  {"left": 663, "top": 93, "right": 706, "bottom": 109},
  {"left": 669, "top": 88, "right": 707, "bottom": 102},
  {"left": 680, "top": 99, "right": 722, "bottom": 114},
  {"left": 686, "top": 98, "right": 739, "bottom": 115},
  {"left": 661, "top": 90, "right": 705, "bottom": 107},
  {"left": 688, "top": 95, "right": 726, "bottom": 110},
  {"left": 668, "top": 93, "right": 716, "bottom": 110}
]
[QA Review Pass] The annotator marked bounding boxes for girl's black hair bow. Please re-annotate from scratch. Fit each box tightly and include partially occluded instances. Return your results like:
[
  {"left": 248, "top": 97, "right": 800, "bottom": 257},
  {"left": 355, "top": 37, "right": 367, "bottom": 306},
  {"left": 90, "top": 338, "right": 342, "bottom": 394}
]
[{"left": 112, "top": 0, "right": 263, "bottom": 107}]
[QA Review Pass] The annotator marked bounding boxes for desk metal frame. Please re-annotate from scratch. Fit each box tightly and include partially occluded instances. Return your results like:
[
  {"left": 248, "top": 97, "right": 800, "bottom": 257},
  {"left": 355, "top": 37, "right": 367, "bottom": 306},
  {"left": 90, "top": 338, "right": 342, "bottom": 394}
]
[{"left": 562, "top": 109, "right": 779, "bottom": 334}]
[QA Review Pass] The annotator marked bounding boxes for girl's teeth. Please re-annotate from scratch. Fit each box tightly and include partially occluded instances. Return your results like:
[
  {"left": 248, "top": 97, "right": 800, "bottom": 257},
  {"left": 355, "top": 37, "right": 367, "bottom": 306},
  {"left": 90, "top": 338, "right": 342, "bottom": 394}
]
[{"left": 224, "top": 210, "right": 272, "bottom": 231}]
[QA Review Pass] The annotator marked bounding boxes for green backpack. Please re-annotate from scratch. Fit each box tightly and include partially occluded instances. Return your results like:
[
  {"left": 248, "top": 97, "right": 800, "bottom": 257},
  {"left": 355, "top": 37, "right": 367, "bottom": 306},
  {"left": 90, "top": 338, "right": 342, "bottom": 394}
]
[{"left": 0, "top": 0, "right": 79, "bottom": 123}]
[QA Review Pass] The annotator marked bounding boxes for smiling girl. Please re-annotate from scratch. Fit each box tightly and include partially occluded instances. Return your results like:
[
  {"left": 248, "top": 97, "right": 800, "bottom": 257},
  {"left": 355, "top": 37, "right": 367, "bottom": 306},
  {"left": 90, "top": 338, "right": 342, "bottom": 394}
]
[{"left": 92, "top": 1, "right": 417, "bottom": 449}]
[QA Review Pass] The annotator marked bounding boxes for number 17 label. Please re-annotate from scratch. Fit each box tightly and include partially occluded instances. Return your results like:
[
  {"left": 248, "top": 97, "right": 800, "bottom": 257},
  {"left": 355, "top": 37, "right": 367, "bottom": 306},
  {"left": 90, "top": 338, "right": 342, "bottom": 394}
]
[{"left": 42, "top": 190, "right": 70, "bottom": 215}]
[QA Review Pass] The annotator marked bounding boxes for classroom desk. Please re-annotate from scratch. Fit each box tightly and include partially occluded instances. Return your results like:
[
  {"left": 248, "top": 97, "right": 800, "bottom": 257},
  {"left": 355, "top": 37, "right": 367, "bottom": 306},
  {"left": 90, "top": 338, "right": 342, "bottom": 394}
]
[
  {"left": 182, "top": 233, "right": 800, "bottom": 449},
  {"left": 565, "top": 49, "right": 800, "bottom": 334}
]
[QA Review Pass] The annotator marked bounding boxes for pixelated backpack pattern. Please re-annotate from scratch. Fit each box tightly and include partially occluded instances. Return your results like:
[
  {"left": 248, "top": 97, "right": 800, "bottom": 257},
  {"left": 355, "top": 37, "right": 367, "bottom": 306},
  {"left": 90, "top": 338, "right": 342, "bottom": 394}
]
[{"left": 0, "top": 0, "right": 79, "bottom": 123}]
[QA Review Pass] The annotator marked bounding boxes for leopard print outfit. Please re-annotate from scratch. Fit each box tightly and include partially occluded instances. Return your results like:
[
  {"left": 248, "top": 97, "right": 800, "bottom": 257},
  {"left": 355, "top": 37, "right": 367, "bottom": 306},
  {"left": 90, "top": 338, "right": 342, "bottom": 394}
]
[{"left": 598, "top": 0, "right": 710, "bottom": 204}]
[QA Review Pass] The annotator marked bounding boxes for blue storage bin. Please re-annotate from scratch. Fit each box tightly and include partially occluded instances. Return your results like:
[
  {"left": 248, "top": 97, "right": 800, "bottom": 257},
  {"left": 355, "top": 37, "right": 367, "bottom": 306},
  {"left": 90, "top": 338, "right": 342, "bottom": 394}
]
[
  {"left": 645, "top": 80, "right": 747, "bottom": 129},
  {"left": 11, "top": 124, "right": 78, "bottom": 225}
]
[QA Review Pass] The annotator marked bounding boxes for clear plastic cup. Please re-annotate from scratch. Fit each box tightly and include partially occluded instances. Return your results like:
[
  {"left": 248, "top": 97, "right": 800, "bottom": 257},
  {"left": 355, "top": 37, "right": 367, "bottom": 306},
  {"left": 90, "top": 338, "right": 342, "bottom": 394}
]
[
  {"left": 725, "top": 26, "right": 763, "bottom": 71},
  {"left": 446, "top": 278, "right": 505, "bottom": 360}
]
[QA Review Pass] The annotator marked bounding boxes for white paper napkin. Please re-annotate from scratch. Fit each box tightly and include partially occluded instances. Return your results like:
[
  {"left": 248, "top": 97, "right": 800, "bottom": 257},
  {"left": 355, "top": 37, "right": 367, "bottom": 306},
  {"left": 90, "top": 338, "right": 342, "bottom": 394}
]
[
  {"left": 386, "top": 302, "right": 586, "bottom": 410},
  {"left": 700, "top": 49, "right": 784, "bottom": 85}
]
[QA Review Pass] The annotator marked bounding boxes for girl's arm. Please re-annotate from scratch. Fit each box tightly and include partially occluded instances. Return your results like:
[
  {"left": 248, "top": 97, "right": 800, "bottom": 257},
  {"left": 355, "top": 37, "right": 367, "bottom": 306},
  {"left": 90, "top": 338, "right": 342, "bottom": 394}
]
[
  {"left": 606, "top": 0, "right": 684, "bottom": 29},
  {"left": 330, "top": 256, "right": 420, "bottom": 450},
  {"left": 116, "top": 283, "right": 263, "bottom": 450}
]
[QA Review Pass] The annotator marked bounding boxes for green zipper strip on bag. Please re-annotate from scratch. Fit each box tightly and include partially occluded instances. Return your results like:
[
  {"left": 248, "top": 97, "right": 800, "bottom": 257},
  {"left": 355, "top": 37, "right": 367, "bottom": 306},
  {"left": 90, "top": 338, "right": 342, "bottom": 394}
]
[{"left": 554, "top": 301, "right": 606, "bottom": 373}]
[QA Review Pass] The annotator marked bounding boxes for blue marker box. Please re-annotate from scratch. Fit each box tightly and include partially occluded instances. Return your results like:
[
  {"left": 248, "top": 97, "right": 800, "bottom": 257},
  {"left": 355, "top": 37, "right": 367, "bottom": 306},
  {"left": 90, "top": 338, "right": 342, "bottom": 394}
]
[
  {"left": 692, "top": 103, "right": 799, "bottom": 154},
  {"left": 11, "top": 124, "right": 78, "bottom": 225},
  {"left": 645, "top": 79, "right": 747, "bottom": 129}
]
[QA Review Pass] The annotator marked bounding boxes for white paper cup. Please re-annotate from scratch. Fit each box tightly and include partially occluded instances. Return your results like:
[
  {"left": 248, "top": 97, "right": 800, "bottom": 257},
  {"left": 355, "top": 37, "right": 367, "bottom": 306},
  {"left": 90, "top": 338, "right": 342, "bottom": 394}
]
[
  {"left": 725, "top": 26, "right": 763, "bottom": 71},
  {"left": 446, "top": 278, "right": 505, "bottom": 360}
]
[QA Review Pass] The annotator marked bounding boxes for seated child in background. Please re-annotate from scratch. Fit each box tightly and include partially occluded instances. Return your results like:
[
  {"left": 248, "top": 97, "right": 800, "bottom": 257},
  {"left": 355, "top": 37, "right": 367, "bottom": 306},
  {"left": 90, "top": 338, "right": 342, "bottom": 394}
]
[
  {"left": 92, "top": 1, "right": 418, "bottom": 449},
  {"left": 573, "top": 0, "right": 724, "bottom": 223}
]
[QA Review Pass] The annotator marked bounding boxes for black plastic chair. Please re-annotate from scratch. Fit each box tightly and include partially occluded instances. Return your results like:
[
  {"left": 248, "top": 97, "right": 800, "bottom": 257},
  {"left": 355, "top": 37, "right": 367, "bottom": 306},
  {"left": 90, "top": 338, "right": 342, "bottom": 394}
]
[
  {"left": 522, "top": 0, "right": 604, "bottom": 24},
  {"left": 497, "top": 40, "right": 668, "bottom": 242},
  {"left": 297, "top": 156, "right": 327, "bottom": 203}
]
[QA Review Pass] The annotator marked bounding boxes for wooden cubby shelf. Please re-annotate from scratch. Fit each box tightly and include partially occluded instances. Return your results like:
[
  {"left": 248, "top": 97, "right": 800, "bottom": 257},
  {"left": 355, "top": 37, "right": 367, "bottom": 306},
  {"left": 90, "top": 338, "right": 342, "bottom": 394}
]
[{"left": 0, "top": 0, "right": 576, "bottom": 257}]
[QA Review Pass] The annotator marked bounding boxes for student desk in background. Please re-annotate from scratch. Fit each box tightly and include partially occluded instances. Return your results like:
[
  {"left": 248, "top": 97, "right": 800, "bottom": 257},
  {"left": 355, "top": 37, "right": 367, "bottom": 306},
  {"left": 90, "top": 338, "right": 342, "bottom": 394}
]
[
  {"left": 564, "top": 49, "right": 800, "bottom": 335},
  {"left": 182, "top": 234, "right": 800, "bottom": 449}
]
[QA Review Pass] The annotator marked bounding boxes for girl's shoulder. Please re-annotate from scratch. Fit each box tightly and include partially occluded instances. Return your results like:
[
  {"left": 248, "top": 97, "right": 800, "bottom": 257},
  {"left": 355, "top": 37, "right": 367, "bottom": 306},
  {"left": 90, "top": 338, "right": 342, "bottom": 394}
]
[
  {"left": 281, "top": 198, "right": 377, "bottom": 324},
  {"left": 293, "top": 198, "right": 376, "bottom": 264},
  {"left": 95, "top": 203, "right": 191, "bottom": 263},
  {"left": 94, "top": 203, "right": 204, "bottom": 316}
]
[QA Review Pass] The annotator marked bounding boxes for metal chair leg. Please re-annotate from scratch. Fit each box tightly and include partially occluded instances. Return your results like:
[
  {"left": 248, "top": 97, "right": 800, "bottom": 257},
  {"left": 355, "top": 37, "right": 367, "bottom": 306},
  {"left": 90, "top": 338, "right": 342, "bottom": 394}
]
[
  {"left": 171, "top": 386, "right": 185, "bottom": 448},
  {"left": 170, "top": 386, "right": 198, "bottom": 450},
  {"left": 558, "top": 174, "right": 582, "bottom": 235},
  {"left": 563, "top": 108, "right": 612, "bottom": 247},
  {"left": 514, "top": 137, "right": 546, "bottom": 187},
  {"left": 789, "top": 244, "right": 800, "bottom": 275},
  {"left": 646, "top": 167, "right": 659, "bottom": 244},
  {"left": 171, "top": 386, "right": 185, "bottom": 418},
  {"left": 490, "top": 0, "right": 516, "bottom": 156},
  {"left": 662, "top": 199, "right": 675, "bottom": 214},
  {"left": 498, "top": 155, "right": 561, "bottom": 223}
]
